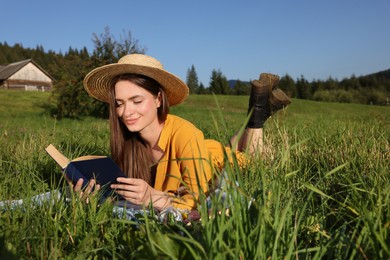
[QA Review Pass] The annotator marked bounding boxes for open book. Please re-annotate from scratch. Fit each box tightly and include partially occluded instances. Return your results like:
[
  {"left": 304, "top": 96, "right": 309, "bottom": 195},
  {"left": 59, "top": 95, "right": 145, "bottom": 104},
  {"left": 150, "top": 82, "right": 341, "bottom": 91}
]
[{"left": 45, "top": 144, "right": 126, "bottom": 199}]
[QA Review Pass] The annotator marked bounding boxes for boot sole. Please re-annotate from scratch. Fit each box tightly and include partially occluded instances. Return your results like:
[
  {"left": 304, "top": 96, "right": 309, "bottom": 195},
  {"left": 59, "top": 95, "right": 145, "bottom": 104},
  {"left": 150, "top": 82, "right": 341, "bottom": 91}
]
[{"left": 270, "top": 88, "right": 291, "bottom": 106}]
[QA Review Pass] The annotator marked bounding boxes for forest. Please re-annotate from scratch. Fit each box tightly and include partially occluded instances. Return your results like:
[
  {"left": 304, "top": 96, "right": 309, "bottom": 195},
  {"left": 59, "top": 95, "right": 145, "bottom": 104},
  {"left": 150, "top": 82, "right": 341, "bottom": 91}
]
[{"left": 1, "top": 28, "right": 389, "bottom": 119}]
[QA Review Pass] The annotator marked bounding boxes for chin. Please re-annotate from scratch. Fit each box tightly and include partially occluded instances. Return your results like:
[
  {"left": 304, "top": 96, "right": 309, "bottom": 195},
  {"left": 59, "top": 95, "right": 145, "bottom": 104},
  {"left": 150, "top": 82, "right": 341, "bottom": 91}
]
[
  {"left": 126, "top": 122, "right": 147, "bottom": 133},
  {"left": 126, "top": 126, "right": 141, "bottom": 132}
]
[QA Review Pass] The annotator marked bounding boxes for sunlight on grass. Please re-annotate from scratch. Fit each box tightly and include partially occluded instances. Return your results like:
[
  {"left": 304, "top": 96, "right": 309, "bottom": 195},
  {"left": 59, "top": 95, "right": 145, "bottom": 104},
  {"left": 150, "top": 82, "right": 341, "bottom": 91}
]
[{"left": 0, "top": 91, "right": 389, "bottom": 258}]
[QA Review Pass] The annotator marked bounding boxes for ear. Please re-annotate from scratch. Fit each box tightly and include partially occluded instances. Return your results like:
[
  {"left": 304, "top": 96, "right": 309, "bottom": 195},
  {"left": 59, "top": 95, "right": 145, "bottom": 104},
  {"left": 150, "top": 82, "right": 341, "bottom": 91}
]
[{"left": 155, "top": 92, "right": 162, "bottom": 108}]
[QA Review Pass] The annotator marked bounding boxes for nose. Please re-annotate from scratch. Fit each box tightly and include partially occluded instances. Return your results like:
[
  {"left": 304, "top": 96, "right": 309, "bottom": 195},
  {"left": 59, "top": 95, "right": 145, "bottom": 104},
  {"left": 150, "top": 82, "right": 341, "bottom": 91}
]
[{"left": 122, "top": 102, "right": 134, "bottom": 117}]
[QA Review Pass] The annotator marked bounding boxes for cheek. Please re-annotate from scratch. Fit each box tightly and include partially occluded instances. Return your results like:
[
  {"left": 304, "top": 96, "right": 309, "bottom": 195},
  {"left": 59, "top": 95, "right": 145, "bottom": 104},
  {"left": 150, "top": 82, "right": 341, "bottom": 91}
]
[
  {"left": 140, "top": 100, "right": 157, "bottom": 113},
  {"left": 116, "top": 107, "right": 124, "bottom": 117}
]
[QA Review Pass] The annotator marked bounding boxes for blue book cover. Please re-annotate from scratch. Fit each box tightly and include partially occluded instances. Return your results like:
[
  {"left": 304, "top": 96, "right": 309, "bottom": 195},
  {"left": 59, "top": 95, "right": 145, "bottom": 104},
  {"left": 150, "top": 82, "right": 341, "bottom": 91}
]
[{"left": 45, "top": 144, "right": 126, "bottom": 199}]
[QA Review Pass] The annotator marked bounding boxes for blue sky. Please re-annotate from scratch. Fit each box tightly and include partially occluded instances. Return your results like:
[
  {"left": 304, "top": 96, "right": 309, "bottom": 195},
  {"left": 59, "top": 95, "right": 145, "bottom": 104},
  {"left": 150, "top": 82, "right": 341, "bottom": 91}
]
[{"left": 2, "top": 0, "right": 389, "bottom": 85}]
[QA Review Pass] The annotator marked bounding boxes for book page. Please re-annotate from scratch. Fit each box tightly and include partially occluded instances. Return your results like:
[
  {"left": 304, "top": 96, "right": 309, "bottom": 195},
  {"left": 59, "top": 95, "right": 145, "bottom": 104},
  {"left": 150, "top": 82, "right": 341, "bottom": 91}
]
[
  {"left": 45, "top": 144, "right": 70, "bottom": 169},
  {"left": 71, "top": 155, "right": 107, "bottom": 162},
  {"left": 46, "top": 144, "right": 108, "bottom": 166}
]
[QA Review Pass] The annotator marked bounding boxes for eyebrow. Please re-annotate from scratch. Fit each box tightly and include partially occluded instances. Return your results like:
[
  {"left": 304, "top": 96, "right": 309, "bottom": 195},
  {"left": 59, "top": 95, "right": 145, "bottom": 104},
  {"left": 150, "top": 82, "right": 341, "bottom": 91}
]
[{"left": 115, "top": 94, "right": 144, "bottom": 102}]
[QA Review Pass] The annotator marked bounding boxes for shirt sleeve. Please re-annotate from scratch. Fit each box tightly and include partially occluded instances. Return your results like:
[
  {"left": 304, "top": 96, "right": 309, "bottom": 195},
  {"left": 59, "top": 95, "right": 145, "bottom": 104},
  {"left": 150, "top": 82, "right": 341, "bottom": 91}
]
[{"left": 170, "top": 125, "right": 213, "bottom": 210}]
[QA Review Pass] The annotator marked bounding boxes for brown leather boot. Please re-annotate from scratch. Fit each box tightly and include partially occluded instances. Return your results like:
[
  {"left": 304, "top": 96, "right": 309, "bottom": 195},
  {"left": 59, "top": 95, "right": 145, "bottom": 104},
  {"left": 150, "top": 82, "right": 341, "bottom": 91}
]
[
  {"left": 247, "top": 73, "right": 291, "bottom": 128},
  {"left": 268, "top": 74, "right": 291, "bottom": 112},
  {"left": 246, "top": 74, "right": 273, "bottom": 128}
]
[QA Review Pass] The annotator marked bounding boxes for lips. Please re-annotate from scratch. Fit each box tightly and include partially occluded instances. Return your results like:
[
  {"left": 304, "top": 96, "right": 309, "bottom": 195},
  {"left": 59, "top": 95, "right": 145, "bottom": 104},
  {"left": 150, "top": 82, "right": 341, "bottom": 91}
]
[{"left": 124, "top": 118, "right": 139, "bottom": 125}]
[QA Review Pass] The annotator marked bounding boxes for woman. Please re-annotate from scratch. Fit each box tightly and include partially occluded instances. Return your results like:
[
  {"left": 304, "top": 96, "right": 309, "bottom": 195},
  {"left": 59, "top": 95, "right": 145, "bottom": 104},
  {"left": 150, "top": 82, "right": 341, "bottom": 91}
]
[
  {"left": 0, "top": 54, "right": 289, "bottom": 220},
  {"left": 77, "top": 54, "right": 291, "bottom": 213}
]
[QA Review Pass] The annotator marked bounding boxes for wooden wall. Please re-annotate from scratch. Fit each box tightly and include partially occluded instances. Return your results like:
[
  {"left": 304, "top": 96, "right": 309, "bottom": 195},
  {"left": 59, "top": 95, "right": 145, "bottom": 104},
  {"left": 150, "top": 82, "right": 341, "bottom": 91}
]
[{"left": 2, "top": 62, "right": 53, "bottom": 91}]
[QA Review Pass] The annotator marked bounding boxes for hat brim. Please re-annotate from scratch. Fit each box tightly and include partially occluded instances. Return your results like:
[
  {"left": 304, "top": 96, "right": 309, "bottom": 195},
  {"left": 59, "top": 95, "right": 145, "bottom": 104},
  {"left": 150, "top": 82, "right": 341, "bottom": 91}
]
[{"left": 83, "top": 63, "right": 189, "bottom": 106}]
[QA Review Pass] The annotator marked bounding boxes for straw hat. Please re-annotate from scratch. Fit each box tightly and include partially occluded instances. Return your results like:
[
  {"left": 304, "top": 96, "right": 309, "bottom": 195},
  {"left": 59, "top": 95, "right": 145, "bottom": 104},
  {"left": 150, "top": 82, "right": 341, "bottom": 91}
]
[{"left": 83, "top": 54, "right": 189, "bottom": 106}]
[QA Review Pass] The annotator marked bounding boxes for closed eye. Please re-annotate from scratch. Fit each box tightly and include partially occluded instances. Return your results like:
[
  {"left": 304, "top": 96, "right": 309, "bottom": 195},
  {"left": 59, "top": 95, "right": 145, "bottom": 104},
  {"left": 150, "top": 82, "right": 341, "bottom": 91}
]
[{"left": 115, "top": 101, "right": 124, "bottom": 107}]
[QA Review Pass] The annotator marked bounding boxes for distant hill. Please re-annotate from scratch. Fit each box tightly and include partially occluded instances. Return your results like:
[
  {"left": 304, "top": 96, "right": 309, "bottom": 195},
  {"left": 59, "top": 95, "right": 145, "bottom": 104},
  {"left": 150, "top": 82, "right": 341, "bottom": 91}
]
[
  {"left": 228, "top": 79, "right": 250, "bottom": 88},
  {"left": 363, "top": 68, "right": 390, "bottom": 81},
  {"left": 228, "top": 68, "right": 390, "bottom": 87}
]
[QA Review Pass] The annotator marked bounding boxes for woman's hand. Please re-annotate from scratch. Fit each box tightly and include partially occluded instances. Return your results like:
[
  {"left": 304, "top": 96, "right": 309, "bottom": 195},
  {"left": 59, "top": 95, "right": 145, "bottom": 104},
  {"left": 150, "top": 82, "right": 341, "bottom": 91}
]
[
  {"left": 65, "top": 175, "right": 101, "bottom": 202},
  {"left": 111, "top": 177, "right": 170, "bottom": 211}
]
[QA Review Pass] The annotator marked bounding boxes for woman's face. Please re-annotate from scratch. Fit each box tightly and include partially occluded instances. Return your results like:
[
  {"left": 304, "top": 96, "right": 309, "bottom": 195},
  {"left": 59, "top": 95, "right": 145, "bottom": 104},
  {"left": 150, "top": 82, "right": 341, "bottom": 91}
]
[{"left": 114, "top": 79, "right": 161, "bottom": 134}]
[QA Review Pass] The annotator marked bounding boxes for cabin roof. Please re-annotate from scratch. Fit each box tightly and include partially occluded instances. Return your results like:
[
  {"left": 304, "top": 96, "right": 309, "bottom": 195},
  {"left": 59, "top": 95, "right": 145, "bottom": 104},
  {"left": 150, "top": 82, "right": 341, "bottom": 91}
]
[{"left": 0, "top": 59, "right": 54, "bottom": 81}]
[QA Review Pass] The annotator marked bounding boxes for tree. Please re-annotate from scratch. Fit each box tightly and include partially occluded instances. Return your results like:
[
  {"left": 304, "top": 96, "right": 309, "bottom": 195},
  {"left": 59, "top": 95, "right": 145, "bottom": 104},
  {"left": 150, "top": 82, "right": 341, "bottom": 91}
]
[
  {"left": 322, "top": 76, "right": 339, "bottom": 91},
  {"left": 91, "top": 27, "right": 146, "bottom": 65},
  {"left": 54, "top": 27, "right": 146, "bottom": 118},
  {"left": 186, "top": 65, "right": 199, "bottom": 94},
  {"left": 296, "top": 75, "right": 311, "bottom": 99},
  {"left": 209, "top": 69, "right": 230, "bottom": 95},
  {"left": 197, "top": 82, "right": 209, "bottom": 94},
  {"left": 52, "top": 48, "right": 97, "bottom": 118},
  {"left": 232, "top": 80, "right": 250, "bottom": 95},
  {"left": 278, "top": 74, "right": 296, "bottom": 98}
]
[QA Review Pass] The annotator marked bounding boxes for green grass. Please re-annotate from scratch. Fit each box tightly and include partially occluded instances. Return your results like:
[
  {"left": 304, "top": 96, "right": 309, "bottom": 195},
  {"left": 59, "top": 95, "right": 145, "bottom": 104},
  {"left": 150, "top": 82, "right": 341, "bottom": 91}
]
[{"left": 0, "top": 90, "right": 389, "bottom": 259}]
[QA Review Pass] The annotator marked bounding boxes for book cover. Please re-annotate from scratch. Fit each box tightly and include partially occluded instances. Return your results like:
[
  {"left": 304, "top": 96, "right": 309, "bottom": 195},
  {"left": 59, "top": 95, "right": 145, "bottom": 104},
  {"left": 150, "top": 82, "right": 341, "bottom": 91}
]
[{"left": 45, "top": 144, "right": 126, "bottom": 199}]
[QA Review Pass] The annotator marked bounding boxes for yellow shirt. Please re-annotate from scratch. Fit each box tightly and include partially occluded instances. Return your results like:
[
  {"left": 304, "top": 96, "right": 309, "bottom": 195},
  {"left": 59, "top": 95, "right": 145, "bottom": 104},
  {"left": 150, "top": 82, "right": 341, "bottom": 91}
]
[{"left": 155, "top": 114, "right": 226, "bottom": 210}]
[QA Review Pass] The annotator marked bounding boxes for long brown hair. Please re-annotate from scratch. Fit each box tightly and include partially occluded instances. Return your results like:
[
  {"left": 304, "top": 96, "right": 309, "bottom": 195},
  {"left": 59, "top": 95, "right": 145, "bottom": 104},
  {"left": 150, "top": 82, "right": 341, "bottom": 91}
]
[{"left": 108, "top": 74, "right": 169, "bottom": 185}]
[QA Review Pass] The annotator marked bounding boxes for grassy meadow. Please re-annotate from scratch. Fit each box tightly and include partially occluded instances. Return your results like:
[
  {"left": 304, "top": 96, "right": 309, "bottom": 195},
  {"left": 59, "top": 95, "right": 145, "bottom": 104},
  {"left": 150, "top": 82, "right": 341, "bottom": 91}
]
[{"left": 0, "top": 89, "right": 389, "bottom": 259}]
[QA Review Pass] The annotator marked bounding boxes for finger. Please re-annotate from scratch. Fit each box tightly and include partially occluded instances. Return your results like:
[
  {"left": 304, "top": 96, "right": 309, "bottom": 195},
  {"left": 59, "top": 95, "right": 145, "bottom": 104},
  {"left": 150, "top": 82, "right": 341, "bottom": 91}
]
[
  {"left": 86, "top": 180, "right": 102, "bottom": 201},
  {"left": 111, "top": 183, "right": 132, "bottom": 190},
  {"left": 112, "top": 178, "right": 145, "bottom": 189},
  {"left": 85, "top": 179, "right": 97, "bottom": 195},
  {"left": 115, "top": 190, "right": 141, "bottom": 204},
  {"left": 74, "top": 178, "right": 84, "bottom": 192},
  {"left": 116, "top": 177, "right": 138, "bottom": 184},
  {"left": 112, "top": 184, "right": 143, "bottom": 194},
  {"left": 117, "top": 187, "right": 151, "bottom": 204},
  {"left": 78, "top": 179, "right": 93, "bottom": 202},
  {"left": 115, "top": 189, "right": 134, "bottom": 197},
  {"left": 91, "top": 183, "right": 101, "bottom": 196}
]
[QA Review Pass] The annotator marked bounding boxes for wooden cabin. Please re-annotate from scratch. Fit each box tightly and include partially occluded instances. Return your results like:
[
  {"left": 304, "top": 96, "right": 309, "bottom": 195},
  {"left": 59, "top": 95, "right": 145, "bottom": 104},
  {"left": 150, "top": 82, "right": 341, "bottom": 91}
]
[{"left": 0, "top": 59, "right": 54, "bottom": 91}]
